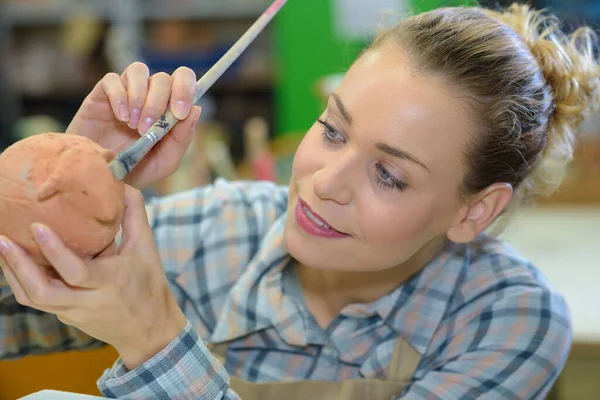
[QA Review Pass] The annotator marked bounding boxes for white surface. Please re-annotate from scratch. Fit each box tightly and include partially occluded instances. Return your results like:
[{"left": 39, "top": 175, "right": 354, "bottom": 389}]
[
  {"left": 19, "top": 390, "right": 105, "bottom": 399},
  {"left": 501, "top": 207, "right": 600, "bottom": 343}
]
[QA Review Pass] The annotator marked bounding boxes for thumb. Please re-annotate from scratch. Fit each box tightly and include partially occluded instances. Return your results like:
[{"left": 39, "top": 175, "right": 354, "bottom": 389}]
[
  {"left": 171, "top": 105, "right": 201, "bottom": 145},
  {"left": 164, "top": 105, "right": 201, "bottom": 162},
  {"left": 120, "top": 185, "right": 153, "bottom": 250}
]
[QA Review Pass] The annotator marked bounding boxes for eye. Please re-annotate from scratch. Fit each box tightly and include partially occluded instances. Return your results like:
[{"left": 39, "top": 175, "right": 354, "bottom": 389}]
[
  {"left": 374, "top": 163, "right": 407, "bottom": 191},
  {"left": 318, "top": 119, "right": 345, "bottom": 144}
]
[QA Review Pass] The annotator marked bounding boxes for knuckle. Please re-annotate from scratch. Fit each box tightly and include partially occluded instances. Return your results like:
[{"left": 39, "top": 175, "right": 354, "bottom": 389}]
[
  {"left": 175, "top": 66, "right": 196, "bottom": 79},
  {"left": 125, "top": 186, "right": 146, "bottom": 208},
  {"left": 67, "top": 271, "right": 88, "bottom": 287},
  {"left": 165, "top": 162, "right": 180, "bottom": 176},
  {"left": 129, "top": 187, "right": 144, "bottom": 202},
  {"left": 57, "top": 314, "right": 73, "bottom": 326},
  {"left": 129, "top": 94, "right": 145, "bottom": 106},
  {"left": 13, "top": 292, "right": 29, "bottom": 306},
  {"left": 177, "top": 83, "right": 196, "bottom": 98},
  {"left": 114, "top": 271, "right": 131, "bottom": 291},
  {"left": 152, "top": 72, "right": 172, "bottom": 83},
  {"left": 102, "top": 72, "right": 120, "bottom": 82},
  {"left": 142, "top": 104, "right": 163, "bottom": 118},
  {"left": 29, "top": 284, "right": 47, "bottom": 304},
  {"left": 131, "top": 61, "right": 150, "bottom": 75}
]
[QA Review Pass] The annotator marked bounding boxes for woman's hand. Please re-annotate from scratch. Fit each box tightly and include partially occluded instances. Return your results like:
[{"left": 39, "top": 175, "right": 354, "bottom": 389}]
[
  {"left": 67, "top": 62, "right": 202, "bottom": 190},
  {"left": 0, "top": 185, "right": 187, "bottom": 370}
]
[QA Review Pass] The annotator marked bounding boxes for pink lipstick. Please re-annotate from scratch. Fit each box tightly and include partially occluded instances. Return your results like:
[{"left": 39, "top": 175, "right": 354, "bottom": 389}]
[{"left": 295, "top": 199, "right": 349, "bottom": 239}]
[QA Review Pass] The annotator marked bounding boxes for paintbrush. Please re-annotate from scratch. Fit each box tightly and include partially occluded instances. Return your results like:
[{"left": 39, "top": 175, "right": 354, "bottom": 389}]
[{"left": 109, "top": 0, "right": 288, "bottom": 181}]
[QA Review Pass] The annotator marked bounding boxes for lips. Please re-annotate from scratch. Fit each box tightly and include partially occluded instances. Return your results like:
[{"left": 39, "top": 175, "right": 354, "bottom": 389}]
[{"left": 295, "top": 199, "right": 349, "bottom": 239}]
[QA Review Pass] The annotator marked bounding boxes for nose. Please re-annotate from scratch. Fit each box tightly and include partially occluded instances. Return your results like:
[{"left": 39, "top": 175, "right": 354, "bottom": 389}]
[{"left": 313, "top": 152, "right": 355, "bottom": 205}]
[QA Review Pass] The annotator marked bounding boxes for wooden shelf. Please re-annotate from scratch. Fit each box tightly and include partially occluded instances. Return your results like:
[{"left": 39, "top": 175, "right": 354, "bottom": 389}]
[{"left": 1, "top": 0, "right": 266, "bottom": 26}]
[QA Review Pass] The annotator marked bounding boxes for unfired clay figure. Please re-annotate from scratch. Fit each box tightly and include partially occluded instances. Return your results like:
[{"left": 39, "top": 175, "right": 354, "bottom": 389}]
[{"left": 0, "top": 133, "right": 125, "bottom": 266}]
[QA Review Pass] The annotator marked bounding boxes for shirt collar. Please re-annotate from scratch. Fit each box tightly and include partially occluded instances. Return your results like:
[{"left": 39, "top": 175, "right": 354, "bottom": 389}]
[
  {"left": 211, "top": 215, "right": 468, "bottom": 354},
  {"left": 210, "top": 215, "right": 310, "bottom": 346},
  {"left": 377, "top": 241, "right": 467, "bottom": 354}
]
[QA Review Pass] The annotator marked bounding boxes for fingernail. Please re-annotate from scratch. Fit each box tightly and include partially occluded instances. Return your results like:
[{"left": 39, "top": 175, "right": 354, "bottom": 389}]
[
  {"left": 0, "top": 239, "right": 10, "bottom": 254},
  {"left": 139, "top": 117, "right": 154, "bottom": 134},
  {"left": 32, "top": 224, "right": 49, "bottom": 243},
  {"left": 118, "top": 103, "right": 129, "bottom": 122},
  {"left": 174, "top": 100, "right": 189, "bottom": 120},
  {"left": 129, "top": 108, "right": 141, "bottom": 128}
]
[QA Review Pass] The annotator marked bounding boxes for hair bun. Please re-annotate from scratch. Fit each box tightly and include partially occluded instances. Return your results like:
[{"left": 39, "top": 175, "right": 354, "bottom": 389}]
[
  {"left": 489, "top": 4, "right": 599, "bottom": 125},
  {"left": 485, "top": 3, "right": 600, "bottom": 195}
]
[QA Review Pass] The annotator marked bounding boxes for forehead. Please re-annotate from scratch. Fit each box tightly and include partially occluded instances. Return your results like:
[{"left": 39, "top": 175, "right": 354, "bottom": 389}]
[{"left": 333, "top": 49, "right": 474, "bottom": 173}]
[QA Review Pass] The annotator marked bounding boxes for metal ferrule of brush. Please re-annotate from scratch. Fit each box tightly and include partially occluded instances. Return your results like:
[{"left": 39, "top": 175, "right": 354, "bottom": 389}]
[
  {"left": 107, "top": 0, "right": 287, "bottom": 182},
  {"left": 108, "top": 111, "right": 179, "bottom": 181}
]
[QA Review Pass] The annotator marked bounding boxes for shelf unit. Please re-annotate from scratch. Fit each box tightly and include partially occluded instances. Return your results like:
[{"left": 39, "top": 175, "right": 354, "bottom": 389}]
[
  {"left": 1, "top": 0, "right": 269, "bottom": 26},
  {"left": 0, "top": 0, "right": 274, "bottom": 150}
]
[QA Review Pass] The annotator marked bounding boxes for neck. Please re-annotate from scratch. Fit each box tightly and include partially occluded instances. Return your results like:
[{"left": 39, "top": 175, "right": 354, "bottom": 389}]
[{"left": 297, "top": 238, "right": 446, "bottom": 325}]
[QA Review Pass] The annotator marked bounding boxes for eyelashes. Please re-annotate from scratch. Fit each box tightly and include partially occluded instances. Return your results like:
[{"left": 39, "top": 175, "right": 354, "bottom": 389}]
[
  {"left": 319, "top": 119, "right": 342, "bottom": 143},
  {"left": 317, "top": 119, "right": 408, "bottom": 192},
  {"left": 374, "top": 163, "right": 407, "bottom": 191}
]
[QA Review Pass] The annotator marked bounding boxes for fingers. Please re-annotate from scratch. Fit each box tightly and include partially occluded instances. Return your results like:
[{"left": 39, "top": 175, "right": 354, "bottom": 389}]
[
  {"left": 135, "top": 66, "right": 196, "bottom": 134},
  {"left": 100, "top": 73, "right": 130, "bottom": 123},
  {"left": 154, "top": 105, "right": 202, "bottom": 177},
  {"left": 170, "top": 66, "right": 197, "bottom": 120},
  {"left": 121, "top": 62, "right": 150, "bottom": 130},
  {"left": 100, "top": 63, "right": 197, "bottom": 134},
  {"left": 138, "top": 72, "right": 173, "bottom": 134},
  {"left": 0, "top": 256, "right": 32, "bottom": 305},
  {"left": 0, "top": 236, "right": 76, "bottom": 308},
  {"left": 171, "top": 105, "right": 202, "bottom": 145},
  {"left": 29, "top": 224, "right": 91, "bottom": 288}
]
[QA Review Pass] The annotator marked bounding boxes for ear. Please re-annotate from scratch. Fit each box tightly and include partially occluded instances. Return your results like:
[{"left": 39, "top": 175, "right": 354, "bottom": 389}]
[
  {"left": 446, "top": 183, "right": 513, "bottom": 243},
  {"left": 37, "top": 148, "right": 77, "bottom": 201}
]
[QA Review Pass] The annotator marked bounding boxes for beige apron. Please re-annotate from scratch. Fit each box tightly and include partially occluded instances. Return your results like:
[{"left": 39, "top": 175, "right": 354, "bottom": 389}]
[{"left": 206, "top": 337, "right": 421, "bottom": 400}]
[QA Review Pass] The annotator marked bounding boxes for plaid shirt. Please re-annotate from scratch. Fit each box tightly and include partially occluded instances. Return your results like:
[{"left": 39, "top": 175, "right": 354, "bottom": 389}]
[{"left": 0, "top": 179, "right": 572, "bottom": 399}]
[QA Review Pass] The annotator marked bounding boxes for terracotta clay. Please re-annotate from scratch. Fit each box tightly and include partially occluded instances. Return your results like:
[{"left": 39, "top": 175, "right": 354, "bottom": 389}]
[{"left": 0, "top": 133, "right": 125, "bottom": 266}]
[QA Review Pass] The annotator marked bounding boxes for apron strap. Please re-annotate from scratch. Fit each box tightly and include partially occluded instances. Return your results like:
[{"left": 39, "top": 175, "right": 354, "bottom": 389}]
[
  {"left": 208, "top": 337, "right": 421, "bottom": 383},
  {"left": 385, "top": 337, "right": 421, "bottom": 382}
]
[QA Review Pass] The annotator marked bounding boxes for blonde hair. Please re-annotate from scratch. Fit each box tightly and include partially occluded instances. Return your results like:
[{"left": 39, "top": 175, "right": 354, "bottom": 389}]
[{"left": 369, "top": 3, "right": 600, "bottom": 226}]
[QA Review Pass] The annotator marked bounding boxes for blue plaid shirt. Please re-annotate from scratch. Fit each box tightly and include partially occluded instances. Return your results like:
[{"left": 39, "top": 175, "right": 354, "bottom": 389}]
[{"left": 0, "top": 179, "right": 572, "bottom": 399}]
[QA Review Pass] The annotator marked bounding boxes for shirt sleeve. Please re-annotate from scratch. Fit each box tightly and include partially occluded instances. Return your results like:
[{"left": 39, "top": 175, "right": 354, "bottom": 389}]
[
  {"left": 97, "top": 179, "right": 288, "bottom": 399},
  {"left": 397, "top": 282, "right": 572, "bottom": 400},
  {"left": 98, "top": 321, "right": 240, "bottom": 400}
]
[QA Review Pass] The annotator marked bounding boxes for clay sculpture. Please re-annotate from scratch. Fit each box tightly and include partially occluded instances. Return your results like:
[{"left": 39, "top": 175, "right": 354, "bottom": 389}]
[{"left": 0, "top": 133, "right": 125, "bottom": 266}]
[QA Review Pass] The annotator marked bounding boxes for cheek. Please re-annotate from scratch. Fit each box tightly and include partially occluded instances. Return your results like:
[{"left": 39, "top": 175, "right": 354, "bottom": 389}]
[
  {"left": 291, "top": 127, "right": 323, "bottom": 177},
  {"left": 359, "top": 194, "right": 446, "bottom": 247}
]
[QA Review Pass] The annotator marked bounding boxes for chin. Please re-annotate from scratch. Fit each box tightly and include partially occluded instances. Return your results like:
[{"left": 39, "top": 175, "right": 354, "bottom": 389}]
[
  {"left": 282, "top": 218, "right": 364, "bottom": 272},
  {"left": 283, "top": 218, "right": 349, "bottom": 271}
]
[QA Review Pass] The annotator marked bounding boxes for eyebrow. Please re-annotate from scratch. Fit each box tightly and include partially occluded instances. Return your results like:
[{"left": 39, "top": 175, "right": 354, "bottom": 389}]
[
  {"left": 330, "top": 92, "right": 430, "bottom": 173},
  {"left": 375, "top": 142, "right": 431, "bottom": 173},
  {"left": 331, "top": 93, "right": 353, "bottom": 125}
]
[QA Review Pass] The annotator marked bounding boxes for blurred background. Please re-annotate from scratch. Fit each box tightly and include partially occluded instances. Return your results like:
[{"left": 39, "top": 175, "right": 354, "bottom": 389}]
[{"left": 0, "top": 0, "right": 598, "bottom": 398}]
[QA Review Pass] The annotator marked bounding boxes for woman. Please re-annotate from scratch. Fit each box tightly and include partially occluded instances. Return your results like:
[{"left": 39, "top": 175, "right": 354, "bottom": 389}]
[{"left": 1, "top": 4, "right": 598, "bottom": 399}]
